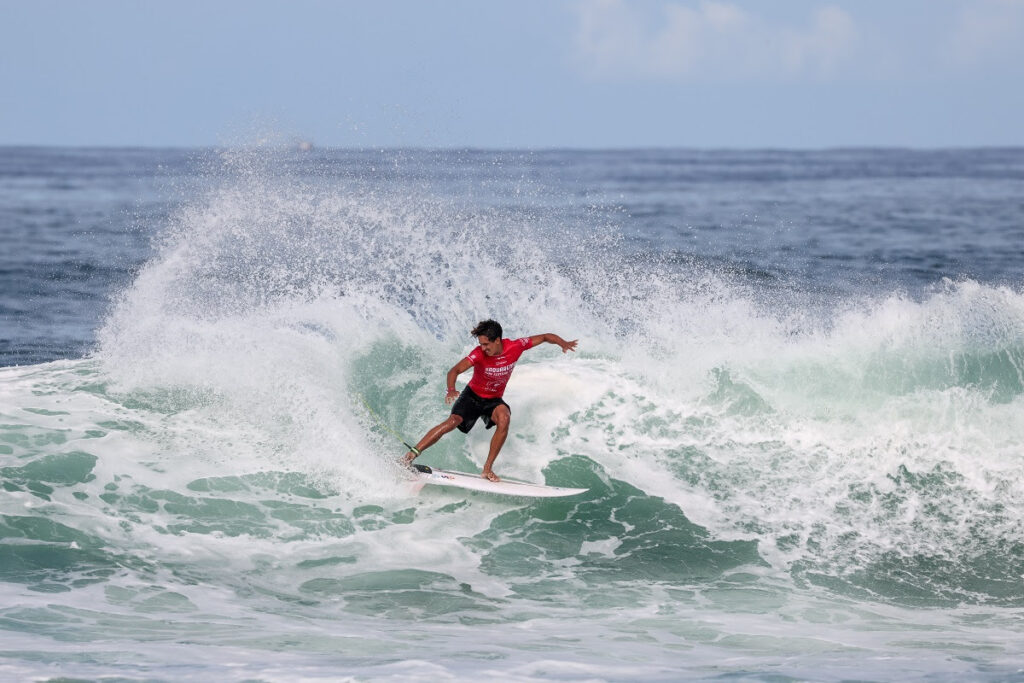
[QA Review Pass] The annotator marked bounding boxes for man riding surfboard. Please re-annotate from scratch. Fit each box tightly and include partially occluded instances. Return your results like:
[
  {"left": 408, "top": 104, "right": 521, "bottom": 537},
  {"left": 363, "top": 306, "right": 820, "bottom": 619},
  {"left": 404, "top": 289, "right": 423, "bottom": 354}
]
[{"left": 403, "top": 319, "right": 577, "bottom": 482}]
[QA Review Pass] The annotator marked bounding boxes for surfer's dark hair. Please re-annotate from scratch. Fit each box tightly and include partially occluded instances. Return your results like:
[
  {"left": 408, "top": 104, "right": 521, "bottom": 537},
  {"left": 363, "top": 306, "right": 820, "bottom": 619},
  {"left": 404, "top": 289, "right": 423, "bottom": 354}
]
[{"left": 472, "top": 319, "right": 502, "bottom": 340}]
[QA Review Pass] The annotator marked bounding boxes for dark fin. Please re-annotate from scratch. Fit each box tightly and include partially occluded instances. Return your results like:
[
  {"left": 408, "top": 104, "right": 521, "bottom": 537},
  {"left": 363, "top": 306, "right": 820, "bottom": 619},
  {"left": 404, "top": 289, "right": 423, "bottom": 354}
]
[{"left": 413, "top": 464, "right": 433, "bottom": 474}]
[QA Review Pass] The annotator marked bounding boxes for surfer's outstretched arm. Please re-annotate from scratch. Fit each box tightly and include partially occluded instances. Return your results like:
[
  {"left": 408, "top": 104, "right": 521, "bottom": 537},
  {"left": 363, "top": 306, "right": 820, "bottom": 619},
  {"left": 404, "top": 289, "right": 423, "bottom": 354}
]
[{"left": 529, "top": 333, "right": 578, "bottom": 353}]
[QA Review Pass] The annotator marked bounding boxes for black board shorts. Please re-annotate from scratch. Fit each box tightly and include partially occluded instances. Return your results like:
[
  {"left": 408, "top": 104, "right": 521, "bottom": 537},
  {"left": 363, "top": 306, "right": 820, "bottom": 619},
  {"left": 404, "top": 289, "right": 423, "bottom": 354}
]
[{"left": 451, "top": 386, "right": 509, "bottom": 433}]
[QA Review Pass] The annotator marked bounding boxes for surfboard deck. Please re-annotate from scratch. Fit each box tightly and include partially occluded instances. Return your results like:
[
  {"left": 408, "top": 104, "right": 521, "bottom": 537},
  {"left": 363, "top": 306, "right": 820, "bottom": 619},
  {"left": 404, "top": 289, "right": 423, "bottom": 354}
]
[{"left": 411, "top": 464, "right": 587, "bottom": 498}]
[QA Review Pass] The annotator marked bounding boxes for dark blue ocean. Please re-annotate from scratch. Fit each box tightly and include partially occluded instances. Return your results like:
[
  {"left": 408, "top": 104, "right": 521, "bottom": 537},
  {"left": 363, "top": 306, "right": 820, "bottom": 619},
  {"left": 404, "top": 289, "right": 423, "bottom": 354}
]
[{"left": 2, "top": 146, "right": 1024, "bottom": 681}]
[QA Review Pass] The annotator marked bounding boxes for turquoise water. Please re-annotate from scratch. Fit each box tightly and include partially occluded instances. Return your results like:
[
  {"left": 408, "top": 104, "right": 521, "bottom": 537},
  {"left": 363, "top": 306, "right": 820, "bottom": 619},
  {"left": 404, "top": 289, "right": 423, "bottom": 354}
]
[{"left": 2, "top": 147, "right": 1024, "bottom": 680}]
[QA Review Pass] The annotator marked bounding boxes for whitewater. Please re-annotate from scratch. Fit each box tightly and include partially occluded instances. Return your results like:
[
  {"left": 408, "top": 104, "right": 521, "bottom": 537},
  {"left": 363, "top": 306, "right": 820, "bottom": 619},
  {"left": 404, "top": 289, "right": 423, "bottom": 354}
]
[{"left": 2, "top": 146, "right": 1024, "bottom": 681}]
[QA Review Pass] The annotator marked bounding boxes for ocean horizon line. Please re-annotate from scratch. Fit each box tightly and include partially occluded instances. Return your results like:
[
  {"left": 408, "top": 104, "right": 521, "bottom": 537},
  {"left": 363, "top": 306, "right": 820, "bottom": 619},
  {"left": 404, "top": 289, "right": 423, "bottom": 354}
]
[{"left": 3, "top": 142, "right": 1024, "bottom": 154}]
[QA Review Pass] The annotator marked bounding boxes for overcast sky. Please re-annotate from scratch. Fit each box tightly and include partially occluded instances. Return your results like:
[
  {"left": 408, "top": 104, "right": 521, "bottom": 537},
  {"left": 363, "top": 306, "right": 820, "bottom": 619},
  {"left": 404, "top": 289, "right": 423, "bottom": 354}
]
[{"left": 2, "top": 0, "right": 1023, "bottom": 148}]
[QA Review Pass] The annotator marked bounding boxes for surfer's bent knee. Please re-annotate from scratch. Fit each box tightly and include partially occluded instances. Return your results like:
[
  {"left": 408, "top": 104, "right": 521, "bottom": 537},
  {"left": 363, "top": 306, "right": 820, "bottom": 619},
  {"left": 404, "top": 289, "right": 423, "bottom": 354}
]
[{"left": 492, "top": 405, "right": 510, "bottom": 428}]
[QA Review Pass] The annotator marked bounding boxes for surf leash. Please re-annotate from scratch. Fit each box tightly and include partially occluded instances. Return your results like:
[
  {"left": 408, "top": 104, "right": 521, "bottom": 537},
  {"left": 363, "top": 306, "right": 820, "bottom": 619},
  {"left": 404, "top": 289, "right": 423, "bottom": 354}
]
[{"left": 355, "top": 393, "right": 420, "bottom": 456}]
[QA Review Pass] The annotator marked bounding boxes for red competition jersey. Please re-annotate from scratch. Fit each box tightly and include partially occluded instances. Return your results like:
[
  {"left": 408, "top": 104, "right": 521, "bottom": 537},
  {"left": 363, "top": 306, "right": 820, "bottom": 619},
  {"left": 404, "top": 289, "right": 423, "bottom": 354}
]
[{"left": 465, "top": 337, "right": 534, "bottom": 398}]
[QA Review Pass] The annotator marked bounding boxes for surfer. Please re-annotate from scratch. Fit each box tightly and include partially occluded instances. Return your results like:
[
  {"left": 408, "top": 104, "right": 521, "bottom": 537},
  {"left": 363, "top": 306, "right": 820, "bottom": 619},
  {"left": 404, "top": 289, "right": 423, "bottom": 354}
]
[{"left": 403, "top": 319, "right": 577, "bottom": 482}]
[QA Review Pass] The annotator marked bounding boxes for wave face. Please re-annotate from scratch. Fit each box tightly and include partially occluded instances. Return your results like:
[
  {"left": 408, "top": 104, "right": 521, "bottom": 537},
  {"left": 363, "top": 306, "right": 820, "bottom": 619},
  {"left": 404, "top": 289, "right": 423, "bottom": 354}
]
[{"left": 2, "top": 147, "right": 1024, "bottom": 680}]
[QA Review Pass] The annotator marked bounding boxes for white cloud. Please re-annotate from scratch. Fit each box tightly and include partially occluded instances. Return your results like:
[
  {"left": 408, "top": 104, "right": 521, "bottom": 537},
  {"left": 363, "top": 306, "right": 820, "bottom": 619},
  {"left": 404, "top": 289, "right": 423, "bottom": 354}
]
[
  {"left": 950, "top": 0, "right": 1024, "bottom": 66},
  {"left": 571, "top": 0, "right": 857, "bottom": 82}
]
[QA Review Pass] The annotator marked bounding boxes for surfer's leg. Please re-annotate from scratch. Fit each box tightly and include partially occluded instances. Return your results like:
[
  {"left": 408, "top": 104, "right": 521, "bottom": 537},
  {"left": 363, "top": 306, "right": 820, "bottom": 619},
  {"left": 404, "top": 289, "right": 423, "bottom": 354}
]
[
  {"left": 404, "top": 415, "right": 463, "bottom": 464},
  {"left": 481, "top": 405, "right": 510, "bottom": 482}
]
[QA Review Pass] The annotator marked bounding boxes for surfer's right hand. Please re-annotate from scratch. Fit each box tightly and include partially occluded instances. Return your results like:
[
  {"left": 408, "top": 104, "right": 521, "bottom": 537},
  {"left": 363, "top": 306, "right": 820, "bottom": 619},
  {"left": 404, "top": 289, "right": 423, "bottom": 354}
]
[{"left": 445, "top": 387, "right": 459, "bottom": 404}]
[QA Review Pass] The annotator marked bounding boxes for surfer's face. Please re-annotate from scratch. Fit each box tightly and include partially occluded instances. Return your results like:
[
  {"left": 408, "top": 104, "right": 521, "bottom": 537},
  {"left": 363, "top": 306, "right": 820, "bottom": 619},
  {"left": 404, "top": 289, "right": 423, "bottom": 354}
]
[{"left": 478, "top": 335, "right": 502, "bottom": 357}]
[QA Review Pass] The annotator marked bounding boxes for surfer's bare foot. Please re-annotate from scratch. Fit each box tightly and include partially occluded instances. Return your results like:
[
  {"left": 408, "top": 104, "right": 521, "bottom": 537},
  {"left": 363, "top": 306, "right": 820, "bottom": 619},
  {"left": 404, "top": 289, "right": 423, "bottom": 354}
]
[
  {"left": 402, "top": 451, "right": 417, "bottom": 467},
  {"left": 482, "top": 470, "right": 500, "bottom": 482}
]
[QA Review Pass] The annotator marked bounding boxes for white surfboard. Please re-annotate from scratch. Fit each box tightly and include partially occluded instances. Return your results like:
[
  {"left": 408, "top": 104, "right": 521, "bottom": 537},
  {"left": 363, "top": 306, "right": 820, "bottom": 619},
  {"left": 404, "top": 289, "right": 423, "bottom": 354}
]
[{"left": 411, "top": 465, "right": 587, "bottom": 498}]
